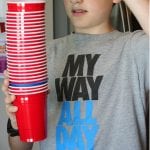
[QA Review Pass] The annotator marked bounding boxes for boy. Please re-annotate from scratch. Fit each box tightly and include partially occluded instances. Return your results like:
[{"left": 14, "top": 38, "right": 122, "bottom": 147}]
[{"left": 2, "top": 0, "right": 149, "bottom": 149}]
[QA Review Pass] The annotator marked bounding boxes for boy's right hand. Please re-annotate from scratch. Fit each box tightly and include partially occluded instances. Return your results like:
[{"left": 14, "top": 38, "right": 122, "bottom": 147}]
[{"left": 1, "top": 70, "right": 18, "bottom": 129}]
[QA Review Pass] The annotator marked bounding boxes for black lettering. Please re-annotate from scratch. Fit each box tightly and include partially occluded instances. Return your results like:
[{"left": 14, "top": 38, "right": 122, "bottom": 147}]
[
  {"left": 86, "top": 54, "right": 100, "bottom": 76},
  {"left": 55, "top": 77, "right": 76, "bottom": 101},
  {"left": 62, "top": 55, "right": 85, "bottom": 77},
  {"left": 87, "top": 76, "right": 103, "bottom": 100},
  {"left": 72, "top": 77, "right": 89, "bottom": 101}
]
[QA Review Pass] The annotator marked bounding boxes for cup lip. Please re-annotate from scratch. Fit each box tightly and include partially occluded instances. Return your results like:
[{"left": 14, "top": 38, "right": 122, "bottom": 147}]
[
  {"left": 7, "top": 55, "right": 47, "bottom": 60},
  {"left": 9, "top": 82, "right": 48, "bottom": 89},
  {"left": 7, "top": 60, "right": 47, "bottom": 66},
  {"left": 6, "top": 13, "right": 45, "bottom": 17},
  {"left": 6, "top": 30, "right": 45, "bottom": 35},
  {"left": 7, "top": 41, "right": 45, "bottom": 46},
  {"left": 8, "top": 63, "right": 46, "bottom": 67},
  {"left": 6, "top": 21, "right": 45, "bottom": 25},
  {"left": 9, "top": 69, "right": 47, "bottom": 74},
  {"left": 8, "top": 58, "right": 47, "bottom": 64},
  {"left": 9, "top": 88, "right": 48, "bottom": 93},
  {"left": 7, "top": 66, "right": 47, "bottom": 72},
  {"left": 9, "top": 78, "right": 48, "bottom": 84},
  {"left": 7, "top": 0, "right": 45, "bottom": 4},
  {"left": 7, "top": 55, "right": 47, "bottom": 61},
  {"left": 7, "top": 70, "right": 47, "bottom": 76},
  {"left": 9, "top": 77, "right": 48, "bottom": 83},
  {"left": 6, "top": 49, "right": 46, "bottom": 53},
  {"left": 9, "top": 86, "right": 48, "bottom": 92},
  {"left": 7, "top": 50, "right": 46, "bottom": 56},
  {"left": 6, "top": 34, "right": 45, "bottom": 39},
  {"left": 6, "top": 48, "right": 46, "bottom": 52},
  {"left": 6, "top": 44, "right": 46, "bottom": 49},
  {"left": 9, "top": 89, "right": 48, "bottom": 95},
  {"left": 9, "top": 74, "right": 47, "bottom": 80},
  {"left": 6, "top": 24, "right": 45, "bottom": 29},
  {"left": 6, "top": 17, "right": 45, "bottom": 21},
  {"left": 8, "top": 57, "right": 46, "bottom": 61},
  {"left": 9, "top": 74, "right": 47, "bottom": 79},
  {"left": 6, "top": 50, "right": 46, "bottom": 55},
  {"left": 6, "top": 28, "right": 45, "bottom": 32},
  {"left": 6, "top": 37, "right": 45, "bottom": 43},
  {"left": 6, "top": 10, "right": 45, "bottom": 14}
]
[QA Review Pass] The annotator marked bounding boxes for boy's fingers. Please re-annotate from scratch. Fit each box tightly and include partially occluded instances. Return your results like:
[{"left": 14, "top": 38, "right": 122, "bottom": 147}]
[
  {"left": 1, "top": 79, "right": 10, "bottom": 96},
  {"left": 3, "top": 70, "right": 9, "bottom": 78},
  {"left": 5, "top": 95, "right": 16, "bottom": 104},
  {"left": 5, "top": 107, "right": 18, "bottom": 129},
  {"left": 5, "top": 104, "right": 18, "bottom": 129},
  {"left": 6, "top": 104, "right": 18, "bottom": 114}
]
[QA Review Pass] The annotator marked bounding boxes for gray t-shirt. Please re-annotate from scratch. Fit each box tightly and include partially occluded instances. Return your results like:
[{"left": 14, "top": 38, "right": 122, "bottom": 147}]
[{"left": 40, "top": 30, "right": 149, "bottom": 150}]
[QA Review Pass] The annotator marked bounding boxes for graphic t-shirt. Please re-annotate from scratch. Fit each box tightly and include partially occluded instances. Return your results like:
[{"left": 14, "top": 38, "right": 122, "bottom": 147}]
[{"left": 39, "top": 30, "right": 149, "bottom": 150}]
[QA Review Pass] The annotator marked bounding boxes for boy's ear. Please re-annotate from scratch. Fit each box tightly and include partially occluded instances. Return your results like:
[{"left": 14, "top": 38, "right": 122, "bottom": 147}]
[{"left": 113, "top": 0, "right": 121, "bottom": 4}]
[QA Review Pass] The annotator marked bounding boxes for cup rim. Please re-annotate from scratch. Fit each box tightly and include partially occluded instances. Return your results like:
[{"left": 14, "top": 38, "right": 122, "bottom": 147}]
[
  {"left": 8, "top": 58, "right": 47, "bottom": 64},
  {"left": 9, "top": 74, "right": 47, "bottom": 80},
  {"left": 6, "top": 50, "right": 46, "bottom": 55},
  {"left": 9, "top": 82, "right": 48, "bottom": 89},
  {"left": 7, "top": 70, "right": 47, "bottom": 76},
  {"left": 6, "top": 17, "right": 45, "bottom": 21},
  {"left": 7, "top": 55, "right": 47, "bottom": 61},
  {"left": 7, "top": 41, "right": 45, "bottom": 46},
  {"left": 6, "top": 13, "right": 45, "bottom": 17},
  {"left": 6, "top": 28, "right": 45, "bottom": 32},
  {"left": 7, "top": 66, "right": 47, "bottom": 72},
  {"left": 6, "top": 30, "right": 45, "bottom": 34},
  {"left": 6, "top": 44, "right": 45, "bottom": 49},
  {"left": 7, "top": 50, "right": 46, "bottom": 56},
  {"left": 6, "top": 24, "right": 45, "bottom": 29},
  {"left": 6, "top": 37, "right": 45, "bottom": 43},
  {"left": 7, "top": 54, "right": 47, "bottom": 60},
  {"left": 10, "top": 78, "right": 47, "bottom": 84},
  {"left": 6, "top": 10, "right": 45, "bottom": 14},
  {"left": 6, "top": 34, "right": 45, "bottom": 40},
  {"left": 6, "top": 49, "right": 46, "bottom": 54},
  {"left": 7, "top": 60, "right": 47, "bottom": 66},
  {"left": 9, "top": 89, "right": 48, "bottom": 95},
  {"left": 9, "top": 77, "right": 48, "bottom": 82},
  {"left": 6, "top": 20, "right": 45, "bottom": 25},
  {"left": 9, "top": 86, "right": 48, "bottom": 92}
]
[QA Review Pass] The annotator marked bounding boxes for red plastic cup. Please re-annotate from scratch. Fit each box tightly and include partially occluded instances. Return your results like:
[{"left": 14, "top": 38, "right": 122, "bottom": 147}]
[
  {"left": 7, "top": 1, "right": 45, "bottom": 12},
  {"left": 13, "top": 92, "right": 47, "bottom": 142}
]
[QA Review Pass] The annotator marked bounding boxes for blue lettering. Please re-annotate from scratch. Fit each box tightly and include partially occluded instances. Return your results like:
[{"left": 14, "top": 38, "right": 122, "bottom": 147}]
[
  {"left": 56, "top": 101, "right": 100, "bottom": 150},
  {"left": 58, "top": 101, "right": 72, "bottom": 125}
]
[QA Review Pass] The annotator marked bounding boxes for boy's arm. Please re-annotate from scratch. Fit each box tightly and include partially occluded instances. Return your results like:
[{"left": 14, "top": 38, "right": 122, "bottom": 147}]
[{"left": 123, "top": 0, "right": 149, "bottom": 34}]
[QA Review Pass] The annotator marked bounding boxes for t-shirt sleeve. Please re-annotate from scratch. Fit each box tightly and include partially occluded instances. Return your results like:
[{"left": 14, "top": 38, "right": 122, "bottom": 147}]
[{"left": 130, "top": 30, "right": 149, "bottom": 92}]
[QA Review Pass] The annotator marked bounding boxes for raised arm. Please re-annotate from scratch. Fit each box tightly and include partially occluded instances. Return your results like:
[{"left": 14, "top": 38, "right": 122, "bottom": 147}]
[{"left": 123, "top": 0, "right": 149, "bottom": 34}]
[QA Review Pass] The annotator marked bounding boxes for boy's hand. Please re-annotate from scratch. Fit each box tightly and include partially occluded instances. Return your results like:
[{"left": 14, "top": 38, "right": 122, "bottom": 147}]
[{"left": 1, "top": 70, "right": 18, "bottom": 129}]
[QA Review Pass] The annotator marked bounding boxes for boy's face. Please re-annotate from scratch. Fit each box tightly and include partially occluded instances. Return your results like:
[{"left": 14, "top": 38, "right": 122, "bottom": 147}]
[{"left": 64, "top": 0, "right": 120, "bottom": 34}]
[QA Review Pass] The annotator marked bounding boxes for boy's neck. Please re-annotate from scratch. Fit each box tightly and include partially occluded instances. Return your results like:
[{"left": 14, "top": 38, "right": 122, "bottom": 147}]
[{"left": 74, "top": 23, "right": 114, "bottom": 35}]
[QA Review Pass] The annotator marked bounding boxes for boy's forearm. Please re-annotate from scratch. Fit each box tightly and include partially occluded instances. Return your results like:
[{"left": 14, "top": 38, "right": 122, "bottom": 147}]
[
  {"left": 123, "top": 0, "right": 149, "bottom": 34},
  {"left": 8, "top": 136, "right": 33, "bottom": 150}
]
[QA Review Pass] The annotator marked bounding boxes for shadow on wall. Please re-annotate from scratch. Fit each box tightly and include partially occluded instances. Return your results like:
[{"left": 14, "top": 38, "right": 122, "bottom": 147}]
[{"left": 111, "top": 1, "right": 142, "bottom": 32}]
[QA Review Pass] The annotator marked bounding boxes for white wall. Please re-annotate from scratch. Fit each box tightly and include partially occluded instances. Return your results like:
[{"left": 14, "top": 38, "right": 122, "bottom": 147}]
[
  {"left": 0, "top": 0, "right": 53, "bottom": 149},
  {"left": 0, "top": 0, "right": 53, "bottom": 41}
]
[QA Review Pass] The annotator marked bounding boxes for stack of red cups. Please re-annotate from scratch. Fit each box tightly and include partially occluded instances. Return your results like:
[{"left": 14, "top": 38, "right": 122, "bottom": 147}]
[{"left": 6, "top": 0, "right": 48, "bottom": 142}]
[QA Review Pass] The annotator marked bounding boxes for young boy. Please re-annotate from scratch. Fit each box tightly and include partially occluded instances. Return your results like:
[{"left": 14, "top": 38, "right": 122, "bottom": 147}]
[{"left": 2, "top": 0, "right": 149, "bottom": 149}]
